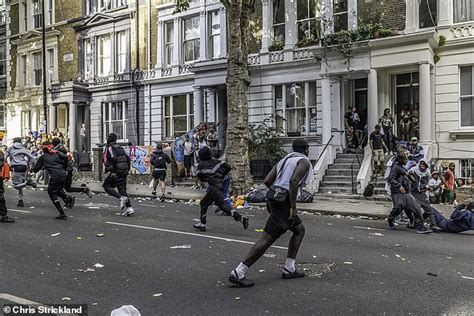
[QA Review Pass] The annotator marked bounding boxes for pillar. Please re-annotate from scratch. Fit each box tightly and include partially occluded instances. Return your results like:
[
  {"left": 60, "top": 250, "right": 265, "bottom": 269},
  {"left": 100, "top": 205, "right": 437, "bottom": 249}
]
[
  {"left": 284, "top": 0, "right": 296, "bottom": 50},
  {"left": 321, "top": 76, "right": 331, "bottom": 144},
  {"left": 199, "top": 10, "right": 207, "bottom": 61},
  {"left": 219, "top": 7, "right": 227, "bottom": 58},
  {"left": 207, "top": 89, "right": 216, "bottom": 122},
  {"left": 367, "top": 69, "right": 378, "bottom": 134},
  {"left": 419, "top": 62, "right": 432, "bottom": 143},
  {"left": 49, "top": 105, "right": 57, "bottom": 132},
  {"left": 322, "top": 0, "right": 333, "bottom": 35},
  {"left": 156, "top": 20, "right": 163, "bottom": 69},
  {"left": 260, "top": 0, "right": 272, "bottom": 53},
  {"left": 68, "top": 102, "right": 77, "bottom": 151},
  {"left": 348, "top": 0, "right": 357, "bottom": 30},
  {"left": 194, "top": 87, "right": 203, "bottom": 126},
  {"left": 405, "top": 0, "right": 417, "bottom": 33},
  {"left": 172, "top": 17, "right": 180, "bottom": 66},
  {"left": 438, "top": 0, "right": 453, "bottom": 27}
]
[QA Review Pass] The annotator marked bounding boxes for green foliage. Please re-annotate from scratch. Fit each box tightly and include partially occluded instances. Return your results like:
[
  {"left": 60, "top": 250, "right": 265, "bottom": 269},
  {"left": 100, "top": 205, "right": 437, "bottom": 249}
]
[
  {"left": 269, "top": 40, "right": 284, "bottom": 51},
  {"left": 438, "top": 35, "right": 446, "bottom": 47},
  {"left": 249, "top": 116, "right": 286, "bottom": 166},
  {"left": 173, "top": 0, "right": 190, "bottom": 14}
]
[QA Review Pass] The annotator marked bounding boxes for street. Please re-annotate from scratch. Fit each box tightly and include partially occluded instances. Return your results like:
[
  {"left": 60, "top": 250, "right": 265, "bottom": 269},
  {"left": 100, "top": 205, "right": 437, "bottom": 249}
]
[{"left": 1, "top": 188, "right": 473, "bottom": 315}]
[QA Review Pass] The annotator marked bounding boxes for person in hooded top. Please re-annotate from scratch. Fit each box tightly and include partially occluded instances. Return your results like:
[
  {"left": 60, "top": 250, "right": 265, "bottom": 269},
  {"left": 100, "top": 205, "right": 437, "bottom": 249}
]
[
  {"left": 32, "top": 141, "right": 75, "bottom": 220},
  {"left": 193, "top": 146, "right": 249, "bottom": 232},
  {"left": 150, "top": 143, "right": 171, "bottom": 200},
  {"left": 430, "top": 202, "right": 474, "bottom": 234}
]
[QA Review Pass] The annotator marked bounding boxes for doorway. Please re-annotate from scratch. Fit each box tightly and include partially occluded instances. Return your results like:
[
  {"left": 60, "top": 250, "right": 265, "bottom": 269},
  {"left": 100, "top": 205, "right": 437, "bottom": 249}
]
[{"left": 394, "top": 72, "right": 419, "bottom": 141}]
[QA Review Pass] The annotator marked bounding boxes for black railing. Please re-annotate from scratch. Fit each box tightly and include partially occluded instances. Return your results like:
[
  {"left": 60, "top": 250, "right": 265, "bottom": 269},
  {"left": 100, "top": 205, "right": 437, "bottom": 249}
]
[{"left": 350, "top": 133, "right": 366, "bottom": 194}]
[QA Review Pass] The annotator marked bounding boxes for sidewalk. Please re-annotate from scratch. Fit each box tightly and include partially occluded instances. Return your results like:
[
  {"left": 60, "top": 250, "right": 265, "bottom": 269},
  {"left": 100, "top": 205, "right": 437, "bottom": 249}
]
[{"left": 76, "top": 180, "right": 454, "bottom": 219}]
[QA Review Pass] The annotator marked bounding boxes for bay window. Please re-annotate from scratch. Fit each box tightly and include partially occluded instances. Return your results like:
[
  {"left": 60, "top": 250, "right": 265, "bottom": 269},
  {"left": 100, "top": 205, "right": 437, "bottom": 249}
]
[
  {"left": 163, "top": 94, "right": 194, "bottom": 139},
  {"left": 165, "top": 22, "right": 174, "bottom": 65},
  {"left": 274, "top": 82, "right": 317, "bottom": 136},
  {"left": 183, "top": 16, "right": 200, "bottom": 62},
  {"left": 103, "top": 101, "right": 128, "bottom": 141},
  {"left": 116, "top": 31, "right": 128, "bottom": 73},
  {"left": 33, "top": 52, "right": 42, "bottom": 86},
  {"left": 460, "top": 66, "right": 474, "bottom": 127},
  {"left": 419, "top": 0, "right": 437, "bottom": 28},
  {"left": 273, "top": 0, "right": 285, "bottom": 44},
  {"left": 454, "top": 0, "right": 474, "bottom": 23},
  {"left": 97, "top": 35, "right": 111, "bottom": 77},
  {"left": 209, "top": 11, "right": 221, "bottom": 58},
  {"left": 333, "top": 0, "right": 348, "bottom": 32},
  {"left": 297, "top": 0, "right": 322, "bottom": 44}
]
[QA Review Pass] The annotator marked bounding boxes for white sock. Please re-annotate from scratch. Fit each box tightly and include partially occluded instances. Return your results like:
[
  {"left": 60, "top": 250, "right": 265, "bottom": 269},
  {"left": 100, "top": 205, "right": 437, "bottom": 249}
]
[
  {"left": 232, "top": 262, "right": 248, "bottom": 279},
  {"left": 284, "top": 258, "right": 296, "bottom": 273}
]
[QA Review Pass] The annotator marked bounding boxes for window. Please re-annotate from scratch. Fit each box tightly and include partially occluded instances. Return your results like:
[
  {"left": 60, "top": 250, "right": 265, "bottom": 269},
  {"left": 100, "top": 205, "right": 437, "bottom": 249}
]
[
  {"left": 297, "top": 0, "right": 322, "bottom": 44},
  {"left": 32, "top": 0, "right": 42, "bottom": 29},
  {"left": 273, "top": 0, "right": 285, "bottom": 44},
  {"left": 97, "top": 35, "right": 111, "bottom": 77},
  {"left": 95, "top": 0, "right": 127, "bottom": 13},
  {"left": 0, "top": 0, "right": 6, "bottom": 24},
  {"left": 0, "top": 105, "right": 5, "bottom": 129},
  {"left": 116, "top": 31, "right": 127, "bottom": 73},
  {"left": 460, "top": 159, "right": 474, "bottom": 184},
  {"left": 460, "top": 66, "right": 474, "bottom": 127},
  {"left": 274, "top": 82, "right": 317, "bottom": 136},
  {"left": 454, "top": 0, "right": 474, "bottom": 23},
  {"left": 183, "top": 16, "right": 200, "bottom": 62},
  {"left": 333, "top": 0, "right": 348, "bottom": 32},
  {"left": 48, "top": 0, "right": 53, "bottom": 25},
  {"left": 419, "top": 0, "right": 437, "bottom": 28},
  {"left": 21, "top": 55, "right": 27, "bottom": 86},
  {"left": 0, "top": 43, "right": 5, "bottom": 76},
  {"left": 83, "top": 39, "right": 93, "bottom": 79},
  {"left": 209, "top": 11, "right": 221, "bottom": 58},
  {"left": 33, "top": 52, "right": 42, "bottom": 86},
  {"left": 47, "top": 49, "right": 54, "bottom": 83},
  {"left": 23, "top": 2, "right": 28, "bottom": 31},
  {"left": 163, "top": 94, "right": 194, "bottom": 139},
  {"left": 21, "top": 111, "right": 31, "bottom": 137},
  {"left": 165, "top": 22, "right": 174, "bottom": 65},
  {"left": 103, "top": 101, "right": 128, "bottom": 141}
]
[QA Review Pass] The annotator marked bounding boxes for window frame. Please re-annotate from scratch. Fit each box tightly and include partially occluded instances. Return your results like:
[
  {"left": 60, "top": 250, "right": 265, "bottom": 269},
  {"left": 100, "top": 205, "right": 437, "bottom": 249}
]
[
  {"left": 164, "top": 21, "right": 174, "bottom": 66},
  {"left": 272, "top": 0, "right": 285, "bottom": 44},
  {"left": 116, "top": 30, "right": 128, "bottom": 74},
  {"left": 332, "top": 0, "right": 348, "bottom": 32},
  {"left": 418, "top": 0, "right": 437, "bottom": 29},
  {"left": 163, "top": 94, "right": 194, "bottom": 139},
  {"left": 453, "top": 0, "right": 474, "bottom": 24},
  {"left": 47, "top": 48, "right": 54, "bottom": 83},
  {"left": 0, "top": 42, "right": 6, "bottom": 77},
  {"left": 209, "top": 11, "right": 221, "bottom": 59},
  {"left": 296, "top": 0, "right": 322, "bottom": 44},
  {"left": 21, "top": 55, "right": 27, "bottom": 86},
  {"left": 97, "top": 34, "right": 111, "bottom": 77},
  {"left": 32, "top": 0, "right": 43, "bottom": 29},
  {"left": 32, "top": 52, "right": 42, "bottom": 86},
  {"left": 83, "top": 38, "right": 94, "bottom": 80},
  {"left": 102, "top": 101, "right": 128, "bottom": 142},
  {"left": 182, "top": 16, "right": 200, "bottom": 63},
  {"left": 0, "top": 0, "right": 6, "bottom": 24},
  {"left": 459, "top": 65, "right": 474, "bottom": 129},
  {"left": 0, "top": 104, "right": 5, "bottom": 130}
]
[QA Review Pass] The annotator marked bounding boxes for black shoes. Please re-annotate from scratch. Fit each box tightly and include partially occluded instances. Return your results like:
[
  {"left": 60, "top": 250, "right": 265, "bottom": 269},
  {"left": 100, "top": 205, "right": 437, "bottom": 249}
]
[
  {"left": 387, "top": 218, "right": 396, "bottom": 230},
  {"left": 193, "top": 223, "right": 207, "bottom": 232},
  {"left": 282, "top": 268, "right": 306, "bottom": 280},
  {"left": 229, "top": 272, "right": 255, "bottom": 288},
  {"left": 0, "top": 216, "right": 15, "bottom": 223},
  {"left": 65, "top": 196, "right": 76, "bottom": 209},
  {"left": 417, "top": 226, "right": 433, "bottom": 234},
  {"left": 55, "top": 214, "right": 68, "bottom": 220},
  {"left": 241, "top": 216, "right": 249, "bottom": 230},
  {"left": 17, "top": 200, "right": 24, "bottom": 207}
]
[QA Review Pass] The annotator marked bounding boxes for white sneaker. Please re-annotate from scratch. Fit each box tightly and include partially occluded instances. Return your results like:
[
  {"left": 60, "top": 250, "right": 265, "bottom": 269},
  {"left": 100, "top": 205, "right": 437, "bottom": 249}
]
[
  {"left": 119, "top": 196, "right": 129, "bottom": 211},
  {"left": 121, "top": 207, "right": 135, "bottom": 217}
]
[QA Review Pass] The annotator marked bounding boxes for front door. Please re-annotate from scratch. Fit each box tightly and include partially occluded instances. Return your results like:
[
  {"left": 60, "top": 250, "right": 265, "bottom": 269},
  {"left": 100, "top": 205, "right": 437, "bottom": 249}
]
[{"left": 394, "top": 72, "right": 419, "bottom": 141}]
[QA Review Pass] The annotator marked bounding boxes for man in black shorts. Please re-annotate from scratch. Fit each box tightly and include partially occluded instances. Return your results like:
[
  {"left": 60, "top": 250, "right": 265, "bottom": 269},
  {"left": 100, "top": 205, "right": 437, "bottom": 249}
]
[
  {"left": 150, "top": 143, "right": 171, "bottom": 200},
  {"left": 229, "top": 139, "right": 312, "bottom": 287}
]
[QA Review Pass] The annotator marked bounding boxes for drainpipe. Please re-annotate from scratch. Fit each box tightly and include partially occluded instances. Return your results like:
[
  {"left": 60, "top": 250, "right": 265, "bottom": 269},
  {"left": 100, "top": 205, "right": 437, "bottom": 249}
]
[
  {"left": 135, "top": 0, "right": 140, "bottom": 144},
  {"left": 147, "top": 0, "right": 152, "bottom": 145},
  {"left": 41, "top": 0, "right": 47, "bottom": 134}
]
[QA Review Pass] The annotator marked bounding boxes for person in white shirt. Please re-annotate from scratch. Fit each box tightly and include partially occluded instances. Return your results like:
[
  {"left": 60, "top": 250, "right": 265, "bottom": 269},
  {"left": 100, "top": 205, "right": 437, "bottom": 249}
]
[{"left": 427, "top": 171, "right": 443, "bottom": 204}]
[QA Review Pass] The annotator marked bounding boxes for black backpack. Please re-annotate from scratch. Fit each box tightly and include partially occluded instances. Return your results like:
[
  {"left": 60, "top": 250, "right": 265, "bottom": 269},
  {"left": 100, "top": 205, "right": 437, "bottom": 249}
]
[
  {"left": 363, "top": 183, "right": 374, "bottom": 197},
  {"left": 152, "top": 152, "right": 167, "bottom": 169}
]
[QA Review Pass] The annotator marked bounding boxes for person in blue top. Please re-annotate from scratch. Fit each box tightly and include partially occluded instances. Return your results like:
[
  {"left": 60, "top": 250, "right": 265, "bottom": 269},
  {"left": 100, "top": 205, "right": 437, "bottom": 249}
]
[
  {"left": 405, "top": 137, "right": 424, "bottom": 170},
  {"left": 430, "top": 202, "right": 473, "bottom": 234}
]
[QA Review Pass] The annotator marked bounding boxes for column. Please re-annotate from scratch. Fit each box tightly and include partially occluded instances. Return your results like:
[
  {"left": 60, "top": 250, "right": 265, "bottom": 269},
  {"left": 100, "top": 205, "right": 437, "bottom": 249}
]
[
  {"left": 219, "top": 7, "right": 227, "bottom": 58},
  {"left": 260, "top": 0, "right": 272, "bottom": 54},
  {"left": 156, "top": 20, "right": 163, "bottom": 69},
  {"left": 68, "top": 102, "right": 77, "bottom": 151},
  {"left": 49, "top": 105, "right": 57, "bottom": 132},
  {"left": 111, "top": 31, "right": 116, "bottom": 76},
  {"left": 207, "top": 89, "right": 216, "bottom": 122},
  {"left": 199, "top": 10, "right": 207, "bottom": 61},
  {"left": 367, "top": 69, "right": 378, "bottom": 134},
  {"left": 419, "top": 62, "right": 432, "bottom": 143},
  {"left": 304, "top": 82, "right": 310, "bottom": 135},
  {"left": 322, "top": 0, "right": 333, "bottom": 35},
  {"left": 321, "top": 76, "right": 331, "bottom": 144},
  {"left": 194, "top": 87, "right": 203, "bottom": 126},
  {"left": 405, "top": 0, "right": 417, "bottom": 33},
  {"left": 284, "top": 0, "right": 296, "bottom": 50},
  {"left": 172, "top": 17, "right": 180, "bottom": 74},
  {"left": 348, "top": 0, "right": 357, "bottom": 30},
  {"left": 438, "top": 0, "right": 453, "bottom": 27},
  {"left": 377, "top": 70, "right": 388, "bottom": 119}
]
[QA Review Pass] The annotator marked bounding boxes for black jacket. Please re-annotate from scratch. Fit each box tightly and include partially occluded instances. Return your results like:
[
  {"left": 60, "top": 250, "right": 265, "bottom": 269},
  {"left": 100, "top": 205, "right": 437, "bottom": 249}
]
[
  {"left": 33, "top": 151, "right": 68, "bottom": 179},
  {"left": 151, "top": 150, "right": 171, "bottom": 169},
  {"left": 104, "top": 143, "right": 131, "bottom": 174},
  {"left": 388, "top": 160, "right": 410, "bottom": 195},
  {"left": 196, "top": 159, "right": 231, "bottom": 189}
]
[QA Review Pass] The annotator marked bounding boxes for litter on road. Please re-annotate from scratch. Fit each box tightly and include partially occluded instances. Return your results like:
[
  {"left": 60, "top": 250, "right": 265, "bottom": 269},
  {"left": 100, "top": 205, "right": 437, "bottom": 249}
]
[
  {"left": 170, "top": 245, "right": 192, "bottom": 249},
  {"left": 96, "top": 233, "right": 105, "bottom": 237},
  {"left": 50, "top": 233, "right": 60, "bottom": 237},
  {"left": 461, "top": 276, "right": 474, "bottom": 280},
  {"left": 153, "top": 293, "right": 163, "bottom": 297},
  {"left": 263, "top": 253, "right": 276, "bottom": 258},
  {"left": 93, "top": 263, "right": 104, "bottom": 268},
  {"left": 344, "top": 261, "right": 353, "bottom": 265}
]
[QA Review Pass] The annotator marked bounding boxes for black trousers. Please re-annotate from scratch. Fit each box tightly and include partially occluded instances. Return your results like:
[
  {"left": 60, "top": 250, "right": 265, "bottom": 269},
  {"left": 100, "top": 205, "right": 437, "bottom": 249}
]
[
  {"left": 103, "top": 172, "right": 131, "bottom": 207},
  {"left": 200, "top": 186, "right": 240, "bottom": 225},
  {"left": 0, "top": 179, "right": 8, "bottom": 217},
  {"left": 388, "top": 193, "right": 425, "bottom": 229},
  {"left": 411, "top": 192, "right": 435, "bottom": 225},
  {"left": 65, "top": 168, "right": 86, "bottom": 194},
  {"left": 48, "top": 176, "right": 69, "bottom": 203}
]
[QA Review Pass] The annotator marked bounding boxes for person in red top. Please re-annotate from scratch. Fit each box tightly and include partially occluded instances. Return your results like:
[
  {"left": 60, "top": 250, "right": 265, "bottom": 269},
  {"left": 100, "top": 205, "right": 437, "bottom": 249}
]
[{"left": 442, "top": 162, "right": 455, "bottom": 204}]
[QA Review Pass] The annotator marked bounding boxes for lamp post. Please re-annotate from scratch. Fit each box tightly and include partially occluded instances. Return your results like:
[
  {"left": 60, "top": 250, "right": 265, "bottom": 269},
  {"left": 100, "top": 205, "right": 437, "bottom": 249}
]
[{"left": 41, "top": 0, "right": 48, "bottom": 135}]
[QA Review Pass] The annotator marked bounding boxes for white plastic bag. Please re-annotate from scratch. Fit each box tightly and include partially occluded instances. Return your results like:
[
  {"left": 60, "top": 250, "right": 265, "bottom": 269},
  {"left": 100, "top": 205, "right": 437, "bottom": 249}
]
[{"left": 111, "top": 305, "right": 141, "bottom": 316}]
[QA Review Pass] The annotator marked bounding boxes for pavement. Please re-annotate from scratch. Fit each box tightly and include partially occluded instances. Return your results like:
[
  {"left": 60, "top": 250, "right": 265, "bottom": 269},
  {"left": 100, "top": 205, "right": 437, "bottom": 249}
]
[
  {"left": 63, "top": 180, "right": 454, "bottom": 219},
  {"left": 1, "top": 188, "right": 473, "bottom": 315}
]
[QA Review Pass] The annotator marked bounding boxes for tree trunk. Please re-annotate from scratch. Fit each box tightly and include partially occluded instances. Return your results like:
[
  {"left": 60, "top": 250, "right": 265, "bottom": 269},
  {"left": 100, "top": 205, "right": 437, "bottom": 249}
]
[{"left": 223, "top": 0, "right": 253, "bottom": 194}]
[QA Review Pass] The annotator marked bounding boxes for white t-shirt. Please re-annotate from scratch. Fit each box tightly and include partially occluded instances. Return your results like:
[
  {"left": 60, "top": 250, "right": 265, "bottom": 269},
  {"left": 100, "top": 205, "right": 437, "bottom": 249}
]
[{"left": 183, "top": 141, "right": 193, "bottom": 156}]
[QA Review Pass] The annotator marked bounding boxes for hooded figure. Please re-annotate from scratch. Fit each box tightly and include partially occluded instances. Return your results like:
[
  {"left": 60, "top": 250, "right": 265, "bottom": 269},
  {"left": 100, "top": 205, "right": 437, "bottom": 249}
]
[{"left": 150, "top": 144, "right": 171, "bottom": 199}]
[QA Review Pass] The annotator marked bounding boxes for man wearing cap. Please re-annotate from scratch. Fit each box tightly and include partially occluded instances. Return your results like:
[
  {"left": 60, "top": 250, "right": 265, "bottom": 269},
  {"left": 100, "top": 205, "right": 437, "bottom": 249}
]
[
  {"left": 369, "top": 125, "right": 388, "bottom": 175},
  {"left": 427, "top": 171, "right": 442, "bottom": 204},
  {"left": 102, "top": 133, "right": 135, "bottom": 216},
  {"left": 405, "top": 137, "right": 424, "bottom": 170},
  {"left": 229, "top": 139, "right": 312, "bottom": 287}
]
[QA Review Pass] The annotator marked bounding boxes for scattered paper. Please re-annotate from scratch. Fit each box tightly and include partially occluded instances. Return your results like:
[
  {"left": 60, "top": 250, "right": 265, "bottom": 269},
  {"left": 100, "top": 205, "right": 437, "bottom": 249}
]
[
  {"left": 263, "top": 253, "right": 276, "bottom": 258},
  {"left": 235, "top": 297, "right": 241, "bottom": 300},
  {"left": 96, "top": 233, "right": 105, "bottom": 237},
  {"left": 51, "top": 233, "right": 61, "bottom": 237},
  {"left": 344, "top": 261, "right": 353, "bottom": 265},
  {"left": 76, "top": 236, "right": 83, "bottom": 240},
  {"left": 370, "top": 233, "right": 384, "bottom": 237},
  {"left": 62, "top": 297, "right": 71, "bottom": 301},
  {"left": 153, "top": 293, "right": 163, "bottom": 297},
  {"left": 30, "top": 206, "right": 35, "bottom": 209},
  {"left": 461, "top": 276, "right": 474, "bottom": 280},
  {"left": 170, "top": 245, "right": 192, "bottom": 249},
  {"left": 258, "top": 270, "right": 265, "bottom": 273},
  {"left": 93, "top": 263, "right": 104, "bottom": 268}
]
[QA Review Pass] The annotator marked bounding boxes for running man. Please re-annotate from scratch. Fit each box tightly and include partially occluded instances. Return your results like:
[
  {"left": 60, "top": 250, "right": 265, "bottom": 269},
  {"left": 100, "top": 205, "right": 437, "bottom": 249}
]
[{"left": 229, "top": 139, "right": 312, "bottom": 287}]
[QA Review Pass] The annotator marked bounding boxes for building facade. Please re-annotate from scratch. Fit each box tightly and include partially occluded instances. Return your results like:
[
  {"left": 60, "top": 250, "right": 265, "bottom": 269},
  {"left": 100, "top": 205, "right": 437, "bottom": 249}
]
[{"left": 0, "top": 0, "right": 7, "bottom": 136}]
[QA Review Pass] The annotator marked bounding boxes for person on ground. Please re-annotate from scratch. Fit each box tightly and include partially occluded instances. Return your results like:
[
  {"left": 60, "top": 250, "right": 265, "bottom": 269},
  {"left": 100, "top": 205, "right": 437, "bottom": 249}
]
[
  {"left": 407, "top": 159, "right": 441, "bottom": 231},
  {"left": 369, "top": 125, "right": 388, "bottom": 176},
  {"left": 0, "top": 150, "right": 14, "bottom": 223},
  {"left": 150, "top": 143, "right": 171, "bottom": 200},
  {"left": 32, "top": 141, "right": 75, "bottom": 220},
  {"left": 427, "top": 171, "right": 442, "bottom": 204},
  {"left": 52, "top": 138, "right": 92, "bottom": 199},
  {"left": 193, "top": 146, "right": 249, "bottom": 232},
  {"left": 229, "top": 139, "right": 312, "bottom": 287},
  {"left": 386, "top": 150, "right": 432, "bottom": 234},
  {"left": 430, "top": 202, "right": 473, "bottom": 233},
  {"left": 5, "top": 137, "right": 37, "bottom": 207},
  {"left": 405, "top": 137, "right": 424, "bottom": 170},
  {"left": 102, "top": 133, "right": 135, "bottom": 216},
  {"left": 379, "top": 108, "right": 394, "bottom": 154}
]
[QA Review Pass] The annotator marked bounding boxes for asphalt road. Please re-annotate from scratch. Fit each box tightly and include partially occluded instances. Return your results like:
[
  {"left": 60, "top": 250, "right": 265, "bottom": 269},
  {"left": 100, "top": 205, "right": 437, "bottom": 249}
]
[{"left": 0, "top": 188, "right": 473, "bottom": 316}]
